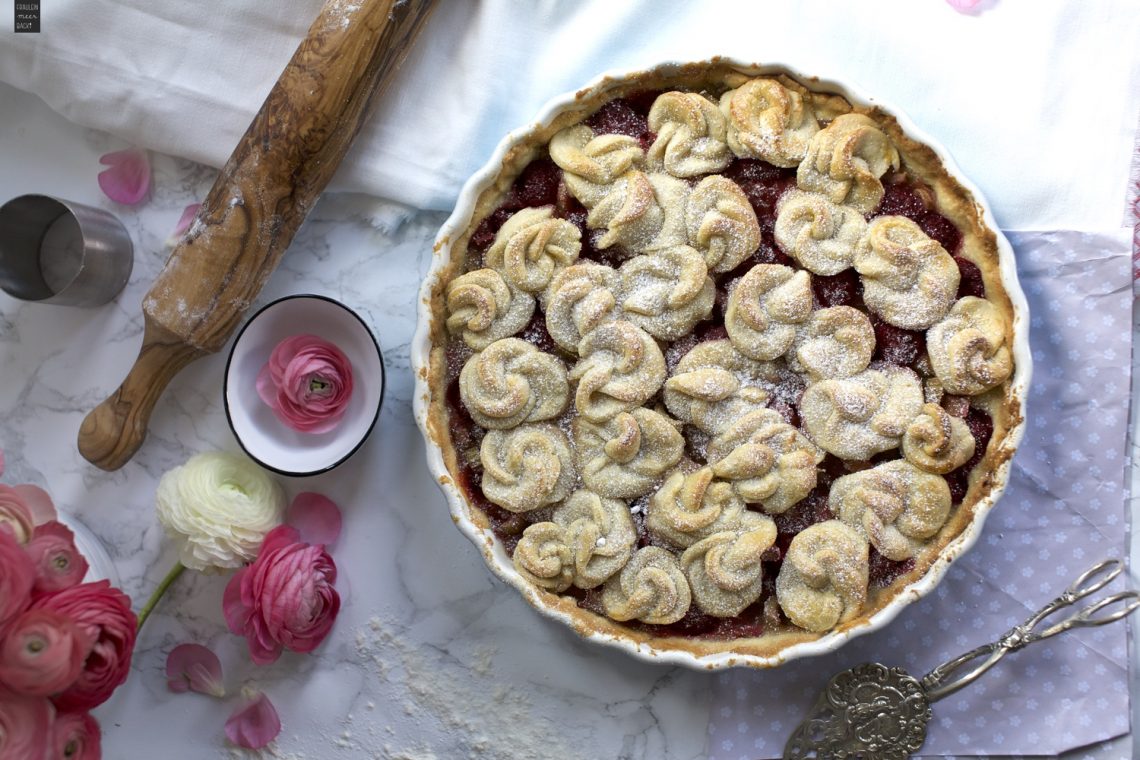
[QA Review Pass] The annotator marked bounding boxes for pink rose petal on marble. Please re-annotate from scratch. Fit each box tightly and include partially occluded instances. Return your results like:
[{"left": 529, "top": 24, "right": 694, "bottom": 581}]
[
  {"left": 166, "top": 643, "right": 225, "bottom": 697},
  {"left": 97, "top": 148, "right": 151, "bottom": 205},
  {"left": 286, "top": 492, "right": 342, "bottom": 547},
  {"left": 13, "top": 484, "right": 57, "bottom": 525},
  {"left": 166, "top": 203, "right": 202, "bottom": 247},
  {"left": 946, "top": 0, "right": 982, "bottom": 11},
  {"left": 225, "top": 690, "right": 281, "bottom": 749}
]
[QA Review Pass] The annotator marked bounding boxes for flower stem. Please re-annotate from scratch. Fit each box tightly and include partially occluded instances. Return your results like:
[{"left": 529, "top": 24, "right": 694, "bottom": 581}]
[{"left": 136, "top": 562, "right": 185, "bottom": 632}]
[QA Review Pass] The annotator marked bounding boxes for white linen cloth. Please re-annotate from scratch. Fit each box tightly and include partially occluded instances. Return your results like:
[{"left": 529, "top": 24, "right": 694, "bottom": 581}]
[{"left": 0, "top": 0, "right": 1137, "bottom": 231}]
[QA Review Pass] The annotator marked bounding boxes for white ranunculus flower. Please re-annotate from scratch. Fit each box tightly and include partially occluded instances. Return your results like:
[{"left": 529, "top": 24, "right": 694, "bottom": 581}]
[{"left": 156, "top": 452, "right": 285, "bottom": 572}]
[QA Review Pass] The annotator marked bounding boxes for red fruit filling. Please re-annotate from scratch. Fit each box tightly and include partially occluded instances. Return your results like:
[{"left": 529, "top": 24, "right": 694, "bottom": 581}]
[
  {"left": 869, "top": 314, "right": 926, "bottom": 368},
  {"left": 812, "top": 269, "right": 863, "bottom": 308},
  {"left": 443, "top": 125, "right": 997, "bottom": 639}
]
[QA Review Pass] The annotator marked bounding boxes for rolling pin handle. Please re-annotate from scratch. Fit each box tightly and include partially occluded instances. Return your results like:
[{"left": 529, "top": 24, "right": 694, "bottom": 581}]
[{"left": 78, "top": 320, "right": 206, "bottom": 471}]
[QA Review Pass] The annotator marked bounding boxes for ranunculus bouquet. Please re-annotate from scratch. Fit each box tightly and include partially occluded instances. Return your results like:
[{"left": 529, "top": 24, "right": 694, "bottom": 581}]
[
  {"left": 147, "top": 452, "right": 343, "bottom": 750},
  {"left": 0, "top": 479, "right": 134, "bottom": 760}
]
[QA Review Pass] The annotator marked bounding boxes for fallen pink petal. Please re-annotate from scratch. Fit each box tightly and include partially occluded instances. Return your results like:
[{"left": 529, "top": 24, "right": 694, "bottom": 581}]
[
  {"left": 224, "top": 690, "right": 281, "bottom": 750},
  {"left": 97, "top": 148, "right": 151, "bottom": 205},
  {"left": 286, "top": 492, "right": 342, "bottom": 547},
  {"left": 165, "top": 643, "right": 225, "bottom": 698},
  {"left": 945, "top": 0, "right": 982, "bottom": 11},
  {"left": 166, "top": 203, "right": 202, "bottom": 247}
]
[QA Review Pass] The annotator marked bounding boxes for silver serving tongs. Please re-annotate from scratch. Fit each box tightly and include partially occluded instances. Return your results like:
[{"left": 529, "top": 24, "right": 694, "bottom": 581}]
[{"left": 784, "top": 559, "right": 1140, "bottom": 759}]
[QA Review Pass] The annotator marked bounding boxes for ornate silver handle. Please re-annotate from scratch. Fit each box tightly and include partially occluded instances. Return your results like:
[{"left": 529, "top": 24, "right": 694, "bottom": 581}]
[{"left": 919, "top": 559, "right": 1140, "bottom": 702}]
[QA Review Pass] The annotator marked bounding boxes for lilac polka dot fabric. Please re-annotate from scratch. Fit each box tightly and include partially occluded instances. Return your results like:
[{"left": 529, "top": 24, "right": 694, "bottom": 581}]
[{"left": 706, "top": 230, "right": 1134, "bottom": 759}]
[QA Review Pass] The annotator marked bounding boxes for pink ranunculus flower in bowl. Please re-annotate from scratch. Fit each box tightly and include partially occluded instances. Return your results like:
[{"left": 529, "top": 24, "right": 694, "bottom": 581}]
[
  {"left": 0, "top": 485, "right": 35, "bottom": 545},
  {"left": 223, "top": 525, "right": 340, "bottom": 665},
  {"left": 26, "top": 523, "right": 89, "bottom": 595},
  {"left": 30, "top": 581, "right": 136, "bottom": 712},
  {"left": 0, "top": 530, "right": 35, "bottom": 635},
  {"left": 0, "top": 689, "right": 53, "bottom": 759},
  {"left": 51, "top": 710, "right": 102, "bottom": 760},
  {"left": 0, "top": 608, "right": 91, "bottom": 697},
  {"left": 256, "top": 335, "right": 354, "bottom": 434}
]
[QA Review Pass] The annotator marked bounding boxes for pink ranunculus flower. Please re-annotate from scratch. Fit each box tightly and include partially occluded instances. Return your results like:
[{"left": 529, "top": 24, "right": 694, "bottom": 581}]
[
  {"left": 223, "top": 525, "right": 340, "bottom": 665},
  {"left": 256, "top": 334, "right": 354, "bottom": 434},
  {"left": 50, "top": 710, "right": 101, "bottom": 760},
  {"left": 0, "top": 689, "right": 53, "bottom": 759},
  {"left": 26, "top": 523, "right": 89, "bottom": 595},
  {"left": 0, "top": 531, "right": 34, "bottom": 636},
  {"left": 0, "top": 609, "right": 92, "bottom": 698},
  {"left": 30, "top": 581, "right": 136, "bottom": 712},
  {"left": 0, "top": 485, "right": 35, "bottom": 545}
]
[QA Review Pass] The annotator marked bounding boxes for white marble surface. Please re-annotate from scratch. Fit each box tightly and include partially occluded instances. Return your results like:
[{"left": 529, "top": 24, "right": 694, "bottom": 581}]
[
  {"left": 1, "top": 78, "right": 1137, "bottom": 760},
  {"left": 0, "top": 83, "right": 709, "bottom": 759}
]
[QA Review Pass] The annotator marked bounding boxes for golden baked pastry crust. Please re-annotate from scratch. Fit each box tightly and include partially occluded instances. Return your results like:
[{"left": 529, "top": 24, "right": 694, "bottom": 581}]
[{"left": 421, "top": 61, "right": 1023, "bottom": 665}]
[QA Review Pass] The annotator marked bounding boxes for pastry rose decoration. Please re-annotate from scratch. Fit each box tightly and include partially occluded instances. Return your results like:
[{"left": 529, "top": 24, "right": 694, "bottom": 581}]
[
  {"left": 155, "top": 451, "right": 286, "bottom": 571},
  {"left": 790, "top": 306, "right": 875, "bottom": 381},
  {"left": 618, "top": 244, "right": 716, "bottom": 340},
  {"left": 725, "top": 264, "right": 813, "bottom": 361},
  {"left": 663, "top": 340, "right": 784, "bottom": 435},
  {"left": 479, "top": 423, "right": 576, "bottom": 513},
  {"left": 902, "top": 402, "right": 976, "bottom": 474},
  {"left": 776, "top": 520, "right": 869, "bottom": 632},
  {"left": 484, "top": 206, "right": 581, "bottom": 294},
  {"left": 854, "top": 215, "right": 960, "bottom": 330},
  {"left": 706, "top": 409, "right": 823, "bottom": 513},
  {"left": 458, "top": 338, "right": 569, "bottom": 429},
  {"left": 833, "top": 460, "right": 952, "bottom": 561},
  {"left": 720, "top": 78, "right": 819, "bottom": 167},
  {"left": 797, "top": 113, "right": 900, "bottom": 214},
  {"left": 550, "top": 125, "right": 644, "bottom": 205},
  {"left": 573, "top": 408, "right": 684, "bottom": 499},
  {"left": 569, "top": 321, "right": 667, "bottom": 423},
  {"left": 684, "top": 176, "right": 761, "bottom": 274},
  {"left": 601, "top": 546, "right": 692, "bottom": 625},
  {"left": 774, "top": 189, "right": 867, "bottom": 276},
  {"left": 646, "top": 91, "right": 731, "bottom": 178},
  {"left": 585, "top": 170, "right": 668, "bottom": 253},
  {"left": 646, "top": 467, "right": 746, "bottom": 548},
  {"left": 926, "top": 296, "right": 1013, "bottom": 396},
  {"left": 800, "top": 366, "right": 924, "bottom": 460},
  {"left": 513, "top": 490, "right": 636, "bottom": 592},
  {"left": 446, "top": 268, "right": 534, "bottom": 350},
  {"left": 256, "top": 334, "right": 354, "bottom": 434},
  {"left": 544, "top": 262, "right": 619, "bottom": 354},
  {"left": 682, "top": 512, "right": 777, "bottom": 617}
]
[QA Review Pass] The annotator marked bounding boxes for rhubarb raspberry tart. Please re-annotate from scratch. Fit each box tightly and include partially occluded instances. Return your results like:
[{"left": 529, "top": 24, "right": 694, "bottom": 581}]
[{"left": 413, "top": 60, "right": 1030, "bottom": 669}]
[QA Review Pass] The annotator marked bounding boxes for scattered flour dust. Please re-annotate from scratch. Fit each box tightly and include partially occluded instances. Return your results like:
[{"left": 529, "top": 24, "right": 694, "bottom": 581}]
[{"left": 351, "top": 616, "right": 581, "bottom": 760}]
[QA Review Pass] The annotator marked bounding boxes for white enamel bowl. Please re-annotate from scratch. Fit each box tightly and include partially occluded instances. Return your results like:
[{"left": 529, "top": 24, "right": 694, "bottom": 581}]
[
  {"left": 411, "top": 60, "right": 1031, "bottom": 670},
  {"left": 226, "top": 294, "right": 384, "bottom": 477}
]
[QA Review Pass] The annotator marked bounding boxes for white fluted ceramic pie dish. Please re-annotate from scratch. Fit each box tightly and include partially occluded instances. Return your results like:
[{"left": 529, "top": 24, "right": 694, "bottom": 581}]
[{"left": 411, "top": 59, "right": 1031, "bottom": 670}]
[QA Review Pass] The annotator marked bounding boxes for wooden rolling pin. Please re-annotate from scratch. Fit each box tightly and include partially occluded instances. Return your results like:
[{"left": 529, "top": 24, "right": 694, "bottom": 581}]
[{"left": 78, "top": 0, "right": 434, "bottom": 470}]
